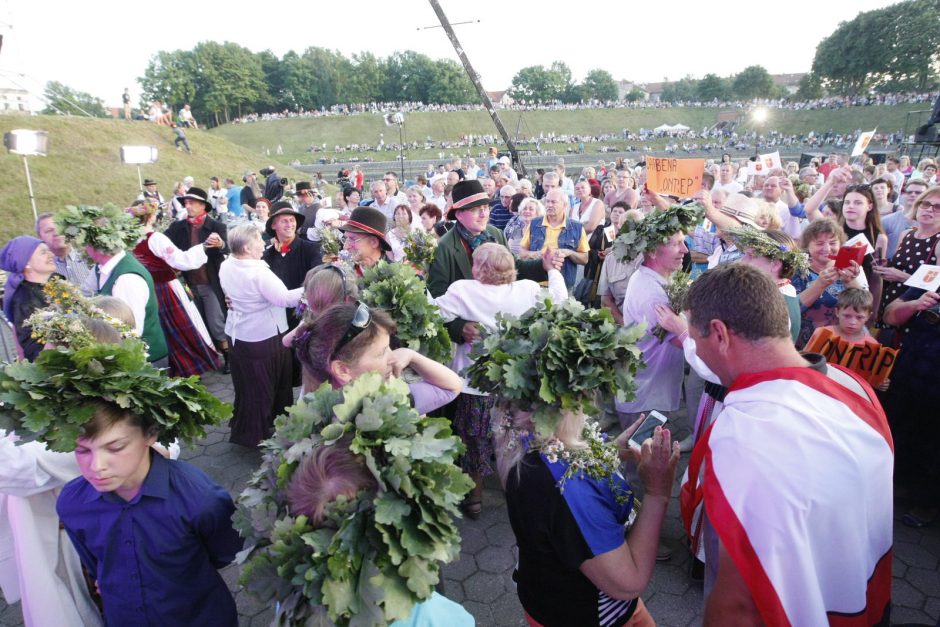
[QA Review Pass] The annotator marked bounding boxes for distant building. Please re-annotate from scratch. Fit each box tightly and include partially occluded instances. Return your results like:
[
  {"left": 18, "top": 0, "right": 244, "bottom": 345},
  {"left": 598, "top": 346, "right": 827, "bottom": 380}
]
[
  {"left": 486, "top": 90, "right": 514, "bottom": 106},
  {"left": 0, "top": 88, "right": 31, "bottom": 114},
  {"left": 643, "top": 82, "right": 667, "bottom": 103},
  {"left": 616, "top": 80, "right": 649, "bottom": 101},
  {"left": 771, "top": 73, "right": 806, "bottom": 95}
]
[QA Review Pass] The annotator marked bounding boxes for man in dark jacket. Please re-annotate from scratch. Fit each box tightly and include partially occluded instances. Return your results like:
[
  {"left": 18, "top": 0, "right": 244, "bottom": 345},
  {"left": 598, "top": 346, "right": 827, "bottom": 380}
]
[{"left": 164, "top": 187, "right": 231, "bottom": 372}]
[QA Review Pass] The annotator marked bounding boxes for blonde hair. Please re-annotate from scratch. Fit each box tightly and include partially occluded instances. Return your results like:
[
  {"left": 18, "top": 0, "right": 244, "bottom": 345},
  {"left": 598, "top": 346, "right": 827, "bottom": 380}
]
[
  {"left": 90, "top": 295, "right": 135, "bottom": 328},
  {"left": 753, "top": 200, "right": 782, "bottom": 230},
  {"left": 494, "top": 406, "right": 587, "bottom": 488},
  {"left": 472, "top": 243, "right": 517, "bottom": 285}
]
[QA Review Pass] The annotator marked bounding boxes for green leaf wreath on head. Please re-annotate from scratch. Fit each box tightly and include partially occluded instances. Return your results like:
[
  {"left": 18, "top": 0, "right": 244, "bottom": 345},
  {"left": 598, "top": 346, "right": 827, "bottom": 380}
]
[
  {"left": 233, "top": 374, "right": 473, "bottom": 627},
  {"left": 0, "top": 341, "right": 231, "bottom": 452},
  {"left": 465, "top": 298, "right": 646, "bottom": 437},
  {"left": 56, "top": 203, "right": 143, "bottom": 256},
  {"left": 358, "top": 261, "right": 453, "bottom": 365},
  {"left": 611, "top": 203, "right": 704, "bottom": 263},
  {"left": 725, "top": 226, "right": 810, "bottom": 278}
]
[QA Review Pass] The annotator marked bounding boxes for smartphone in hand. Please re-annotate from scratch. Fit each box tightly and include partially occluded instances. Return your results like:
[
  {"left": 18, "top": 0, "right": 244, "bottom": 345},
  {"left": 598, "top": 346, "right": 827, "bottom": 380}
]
[{"left": 628, "top": 411, "right": 668, "bottom": 450}]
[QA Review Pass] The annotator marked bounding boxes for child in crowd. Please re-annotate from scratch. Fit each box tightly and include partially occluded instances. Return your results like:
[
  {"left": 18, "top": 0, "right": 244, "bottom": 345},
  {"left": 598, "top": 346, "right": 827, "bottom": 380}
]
[{"left": 813, "top": 288, "right": 877, "bottom": 345}]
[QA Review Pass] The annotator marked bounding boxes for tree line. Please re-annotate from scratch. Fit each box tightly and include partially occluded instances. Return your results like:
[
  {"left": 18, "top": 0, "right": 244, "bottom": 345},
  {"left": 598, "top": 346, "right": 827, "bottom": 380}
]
[{"left": 39, "top": 0, "right": 939, "bottom": 124}]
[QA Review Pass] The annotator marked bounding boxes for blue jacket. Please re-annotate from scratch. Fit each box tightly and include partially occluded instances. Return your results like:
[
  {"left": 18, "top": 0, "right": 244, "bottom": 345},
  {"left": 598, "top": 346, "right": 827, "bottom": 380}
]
[{"left": 527, "top": 217, "right": 584, "bottom": 287}]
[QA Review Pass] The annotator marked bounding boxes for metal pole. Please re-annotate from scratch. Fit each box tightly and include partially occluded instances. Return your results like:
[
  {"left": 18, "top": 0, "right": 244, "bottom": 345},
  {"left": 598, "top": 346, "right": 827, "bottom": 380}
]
[
  {"left": 137, "top": 165, "right": 144, "bottom": 193},
  {"left": 22, "top": 156, "right": 37, "bottom": 222},
  {"left": 399, "top": 122, "right": 405, "bottom": 182},
  {"left": 426, "top": 0, "right": 527, "bottom": 177}
]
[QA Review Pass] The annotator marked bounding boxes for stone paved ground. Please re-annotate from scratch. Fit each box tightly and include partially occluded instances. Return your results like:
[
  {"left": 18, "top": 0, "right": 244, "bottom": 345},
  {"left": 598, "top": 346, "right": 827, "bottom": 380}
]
[{"left": 2, "top": 370, "right": 939, "bottom": 626}]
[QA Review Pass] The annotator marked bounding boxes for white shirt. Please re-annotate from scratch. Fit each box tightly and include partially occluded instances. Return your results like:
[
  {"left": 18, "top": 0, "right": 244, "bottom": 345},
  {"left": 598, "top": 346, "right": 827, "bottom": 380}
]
[
  {"left": 430, "top": 271, "right": 567, "bottom": 393},
  {"left": 717, "top": 181, "right": 743, "bottom": 194},
  {"left": 219, "top": 257, "right": 303, "bottom": 343},
  {"left": 96, "top": 251, "right": 149, "bottom": 336}
]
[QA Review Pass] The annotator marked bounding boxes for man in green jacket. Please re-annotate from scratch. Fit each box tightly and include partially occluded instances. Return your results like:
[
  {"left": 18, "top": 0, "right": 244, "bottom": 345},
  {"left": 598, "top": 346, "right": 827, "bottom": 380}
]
[{"left": 427, "top": 179, "right": 561, "bottom": 345}]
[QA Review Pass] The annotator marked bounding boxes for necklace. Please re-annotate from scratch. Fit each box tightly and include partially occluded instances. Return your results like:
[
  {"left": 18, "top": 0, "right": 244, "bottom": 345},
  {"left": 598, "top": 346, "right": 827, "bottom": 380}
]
[{"left": 501, "top": 418, "right": 633, "bottom": 504}]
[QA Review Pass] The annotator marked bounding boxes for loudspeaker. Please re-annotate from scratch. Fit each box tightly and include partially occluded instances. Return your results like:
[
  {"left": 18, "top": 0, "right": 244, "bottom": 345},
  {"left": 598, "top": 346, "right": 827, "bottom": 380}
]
[
  {"left": 866, "top": 150, "right": 888, "bottom": 165},
  {"left": 915, "top": 124, "right": 937, "bottom": 143},
  {"left": 799, "top": 152, "right": 826, "bottom": 168}
]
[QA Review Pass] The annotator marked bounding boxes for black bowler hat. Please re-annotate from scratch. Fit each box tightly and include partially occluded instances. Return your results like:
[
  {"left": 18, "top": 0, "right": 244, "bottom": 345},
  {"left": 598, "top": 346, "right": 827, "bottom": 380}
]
[
  {"left": 265, "top": 200, "right": 306, "bottom": 236},
  {"left": 339, "top": 206, "right": 391, "bottom": 251},
  {"left": 143, "top": 178, "right": 157, "bottom": 186},
  {"left": 295, "top": 181, "right": 313, "bottom": 193},
  {"left": 447, "top": 179, "right": 491, "bottom": 220},
  {"left": 181, "top": 187, "right": 209, "bottom": 205}
]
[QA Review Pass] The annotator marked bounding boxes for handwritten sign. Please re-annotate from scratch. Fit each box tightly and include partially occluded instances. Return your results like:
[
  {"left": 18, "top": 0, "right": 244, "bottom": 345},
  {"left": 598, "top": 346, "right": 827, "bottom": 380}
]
[
  {"left": 804, "top": 328, "right": 896, "bottom": 386},
  {"left": 645, "top": 156, "right": 704, "bottom": 198},
  {"left": 851, "top": 129, "right": 876, "bottom": 157}
]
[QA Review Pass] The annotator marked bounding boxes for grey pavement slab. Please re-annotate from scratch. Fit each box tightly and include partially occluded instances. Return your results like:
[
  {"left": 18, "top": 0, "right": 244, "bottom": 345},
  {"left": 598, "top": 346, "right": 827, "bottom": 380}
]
[{"left": 1, "top": 370, "right": 938, "bottom": 626}]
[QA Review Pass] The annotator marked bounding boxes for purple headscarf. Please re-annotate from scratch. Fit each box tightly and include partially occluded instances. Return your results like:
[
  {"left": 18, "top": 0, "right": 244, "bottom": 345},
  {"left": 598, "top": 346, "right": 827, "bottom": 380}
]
[{"left": 0, "top": 236, "right": 43, "bottom": 321}]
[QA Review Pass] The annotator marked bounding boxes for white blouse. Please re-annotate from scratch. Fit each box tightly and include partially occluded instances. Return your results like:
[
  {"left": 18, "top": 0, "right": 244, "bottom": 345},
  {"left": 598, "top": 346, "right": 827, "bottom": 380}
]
[{"left": 219, "top": 257, "right": 303, "bottom": 343}]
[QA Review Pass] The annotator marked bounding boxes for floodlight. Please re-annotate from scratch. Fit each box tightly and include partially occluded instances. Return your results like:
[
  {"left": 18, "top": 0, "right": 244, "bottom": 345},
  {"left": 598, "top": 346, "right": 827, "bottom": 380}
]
[
  {"left": 752, "top": 108, "right": 768, "bottom": 124},
  {"left": 121, "top": 145, "right": 159, "bottom": 165},
  {"left": 3, "top": 129, "right": 49, "bottom": 157}
]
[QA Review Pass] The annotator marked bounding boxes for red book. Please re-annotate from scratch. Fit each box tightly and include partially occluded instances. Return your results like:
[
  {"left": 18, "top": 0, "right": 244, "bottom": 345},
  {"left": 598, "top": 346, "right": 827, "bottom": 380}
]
[{"left": 831, "top": 245, "right": 865, "bottom": 269}]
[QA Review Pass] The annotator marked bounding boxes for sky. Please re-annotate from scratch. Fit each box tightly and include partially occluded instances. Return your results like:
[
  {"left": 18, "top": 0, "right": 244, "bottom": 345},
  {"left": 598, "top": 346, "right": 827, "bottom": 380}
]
[{"left": 0, "top": 0, "right": 904, "bottom": 110}]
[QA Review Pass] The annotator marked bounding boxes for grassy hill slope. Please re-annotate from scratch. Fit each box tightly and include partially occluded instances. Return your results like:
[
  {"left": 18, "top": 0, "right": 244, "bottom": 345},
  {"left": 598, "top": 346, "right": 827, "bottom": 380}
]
[
  {"left": 0, "top": 115, "right": 308, "bottom": 243},
  {"left": 210, "top": 103, "right": 930, "bottom": 164}
]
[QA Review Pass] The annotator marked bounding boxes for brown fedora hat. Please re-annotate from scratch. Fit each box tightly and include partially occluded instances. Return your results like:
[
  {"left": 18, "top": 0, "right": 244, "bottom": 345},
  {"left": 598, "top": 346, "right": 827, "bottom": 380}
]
[{"left": 339, "top": 206, "right": 391, "bottom": 251}]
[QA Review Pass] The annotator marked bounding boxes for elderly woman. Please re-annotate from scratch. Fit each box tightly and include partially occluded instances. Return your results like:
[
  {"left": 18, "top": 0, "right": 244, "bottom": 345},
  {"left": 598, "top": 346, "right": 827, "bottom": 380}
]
[
  {"left": 791, "top": 218, "right": 865, "bottom": 349},
  {"left": 296, "top": 302, "right": 461, "bottom": 415},
  {"left": 219, "top": 223, "right": 304, "bottom": 447},
  {"left": 505, "top": 196, "right": 544, "bottom": 256},
  {"left": 875, "top": 186, "right": 940, "bottom": 335},
  {"left": 418, "top": 203, "right": 444, "bottom": 236},
  {"left": 430, "top": 243, "right": 566, "bottom": 518},
  {"left": 0, "top": 236, "right": 59, "bottom": 361}
]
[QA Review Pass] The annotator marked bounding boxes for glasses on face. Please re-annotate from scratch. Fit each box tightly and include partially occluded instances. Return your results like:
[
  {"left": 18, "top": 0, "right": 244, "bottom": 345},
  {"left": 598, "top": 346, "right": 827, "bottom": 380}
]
[
  {"left": 345, "top": 234, "right": 366, "bottom": 245},
  {"left": 918, "top": 200, "right": 940, "bottom": 212},
  {"left": 904, "top": 189, "right": 924, "bottom": 195},
  {"left": 332, "top": 302, "right": 372, "bottom": 358}
]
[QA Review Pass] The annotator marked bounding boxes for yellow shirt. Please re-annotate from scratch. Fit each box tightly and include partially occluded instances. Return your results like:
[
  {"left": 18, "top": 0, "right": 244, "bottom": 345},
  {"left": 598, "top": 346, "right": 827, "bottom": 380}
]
[{"left": 520, "top": 217, "right": 590, "bottom": 253}]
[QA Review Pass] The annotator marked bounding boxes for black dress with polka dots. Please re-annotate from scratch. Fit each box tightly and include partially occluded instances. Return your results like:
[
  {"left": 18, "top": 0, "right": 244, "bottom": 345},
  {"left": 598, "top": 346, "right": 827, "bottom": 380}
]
[{"left": 879, "top": 229, "right": 940, "bottom": 319}]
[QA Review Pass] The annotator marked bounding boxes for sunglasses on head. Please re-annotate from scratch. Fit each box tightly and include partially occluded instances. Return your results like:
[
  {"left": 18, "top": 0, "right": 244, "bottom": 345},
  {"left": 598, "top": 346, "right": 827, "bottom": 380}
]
[
  {"left": 332, "top": 301, "right": 372, "bottom": 358},
  {"left": 319, "top": 264, "right": 348, "bottom": 299}
]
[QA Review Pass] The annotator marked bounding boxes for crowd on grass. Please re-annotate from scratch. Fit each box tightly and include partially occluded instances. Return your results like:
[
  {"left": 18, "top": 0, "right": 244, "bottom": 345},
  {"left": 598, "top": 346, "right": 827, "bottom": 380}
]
[
  {"left": 232, "top": 91, "right": 936, "bottom": 124},
  {"left": 0, "top": 125, "right": 937, "bottom": 625}
]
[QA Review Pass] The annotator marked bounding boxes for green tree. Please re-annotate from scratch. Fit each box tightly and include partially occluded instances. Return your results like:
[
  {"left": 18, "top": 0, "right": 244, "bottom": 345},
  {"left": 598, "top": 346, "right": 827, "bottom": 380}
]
[
  {"left": 623, "top": 87, "right": 646, "bottom": 103},
  {"left": 139, "top": 50, "right": 198, "bottom": 113},
  {"left": 41, "top": 81, "right": 108, "bottom": 117},
  {"left": 427, "top": 60, "right": 475, "bottom": 104},
  {"left": 660, "top": 77, "right": 698, "bottom": 102},
  {"left": 382, "top": 51, "right": 436, "bottom": 102},
  {"left": 696, "top": 74, "right": 731, "bottom": 101},
  {"left": 580, "top": 69, "right": 618, "bottom": 102},
  {"left": 508, "top": 65, "right": 558, "bottom": 102},
  {"left": 193, "top": 42, "right": 269, "bottom": 125},
  {"left": 732, "top": 65, "right": 775, "bottom": 99},
  {"left": 795, "top": 73, "right": 825, "bottom": 100},
  {"left": 343, "top": 52, "right": 384, "bottom": 105}
]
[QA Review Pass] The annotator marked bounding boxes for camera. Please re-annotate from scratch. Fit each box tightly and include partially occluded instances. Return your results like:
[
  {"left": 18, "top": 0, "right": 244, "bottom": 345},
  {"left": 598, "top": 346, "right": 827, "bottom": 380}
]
[
  {"left": 279, "top": 177, "right": 288, "bottom": 186},
  {"left": 923, "top": 302, "right": 940, "bottom": 325}
]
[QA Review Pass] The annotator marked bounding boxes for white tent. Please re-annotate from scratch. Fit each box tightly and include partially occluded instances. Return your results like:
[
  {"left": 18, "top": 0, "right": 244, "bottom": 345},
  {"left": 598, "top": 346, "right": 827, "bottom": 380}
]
[
  {"left": 653, "top": 124, "right": 673, "bottom": 133},
  {"left": 671, "top": 123, "right": 691, "bottom": 131}
]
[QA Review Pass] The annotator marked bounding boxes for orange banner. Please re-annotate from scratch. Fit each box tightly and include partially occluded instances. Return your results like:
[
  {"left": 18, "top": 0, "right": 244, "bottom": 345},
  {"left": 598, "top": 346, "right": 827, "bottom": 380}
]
[
  {"left": 803, "top": 328, "right": 896, "bottom": 387},
  {"left": 645, "top": 157, "right": 705, "bottom": 198}
]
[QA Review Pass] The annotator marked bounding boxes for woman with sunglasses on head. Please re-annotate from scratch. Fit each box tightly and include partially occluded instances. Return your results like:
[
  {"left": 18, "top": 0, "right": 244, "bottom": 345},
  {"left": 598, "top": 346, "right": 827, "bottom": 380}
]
[
  {"left": 875, "top": 186, "right": 940, "bottom": 340},
  {"left": 298, "top": 302, "right": 462, "bottom": 415},
  {"left": 219, "top": 223, "right": 305, "bottom": 447}
]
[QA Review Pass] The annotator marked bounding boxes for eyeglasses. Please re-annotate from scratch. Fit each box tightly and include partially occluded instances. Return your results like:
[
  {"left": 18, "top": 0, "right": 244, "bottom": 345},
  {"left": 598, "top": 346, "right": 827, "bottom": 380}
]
[
  {"left": 332, "top": 302, "right": 372, "bottom": 358},
  {"left": 918, "top": 200, "right": 940, "bottom": 212},
  {"left": 345, "top": 233, "right": 367, "bottom": 245},
  {"left": 904, "top": 188, "right": 925, "bottom": 194}
]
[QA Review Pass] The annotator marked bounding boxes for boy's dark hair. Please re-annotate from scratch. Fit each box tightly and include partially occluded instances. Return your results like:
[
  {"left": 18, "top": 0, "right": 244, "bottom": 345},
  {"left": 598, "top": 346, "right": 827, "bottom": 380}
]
[
  {"left": 835, "top": 288, "right": 873, "bottom": 313},
  {"left": 686, "top": 264, "right": 790, "bottom": 342},
  {"left": 80, "top": 401, "right": 158, "bottom": 441}
]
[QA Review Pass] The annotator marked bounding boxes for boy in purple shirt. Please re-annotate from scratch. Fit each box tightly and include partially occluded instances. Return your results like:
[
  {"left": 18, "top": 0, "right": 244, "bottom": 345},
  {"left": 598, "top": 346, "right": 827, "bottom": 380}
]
[{"left": 56, "top": 402, "right": 241, "bottom": 626}]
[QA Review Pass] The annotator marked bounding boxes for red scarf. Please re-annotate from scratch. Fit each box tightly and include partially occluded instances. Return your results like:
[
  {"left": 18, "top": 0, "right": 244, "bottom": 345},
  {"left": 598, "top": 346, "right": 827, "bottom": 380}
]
[
  {"left": 187, "top": 212, "right": 207, "bottom": 227},
  {"left": 277, "top": 238, "right": 293, "bottom": 255}
]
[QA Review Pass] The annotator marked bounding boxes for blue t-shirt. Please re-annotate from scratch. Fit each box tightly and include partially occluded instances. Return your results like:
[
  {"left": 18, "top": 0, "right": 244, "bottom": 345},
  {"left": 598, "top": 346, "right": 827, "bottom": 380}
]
[
  {"left": 506, "top": 450, "right": 637, "bottom": 627},
  {"left": 226, "top": 186, "right": 244, "bottom": 215},
  {"left": 57, "top": 452, "right": 242, "bottom": 627}
]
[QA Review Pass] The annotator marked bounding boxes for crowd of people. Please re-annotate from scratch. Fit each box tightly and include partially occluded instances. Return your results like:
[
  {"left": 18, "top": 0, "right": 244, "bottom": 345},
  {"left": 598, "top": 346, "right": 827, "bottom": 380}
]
[
  {"left": 232, "top": 91, "right": 936, "bottom": 124},
  {"left": 0, "top": 132, "right": 936, "bottom": 625}
]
